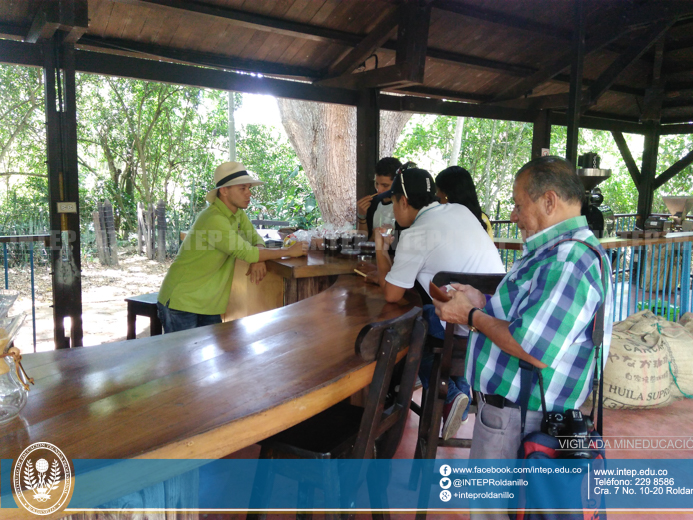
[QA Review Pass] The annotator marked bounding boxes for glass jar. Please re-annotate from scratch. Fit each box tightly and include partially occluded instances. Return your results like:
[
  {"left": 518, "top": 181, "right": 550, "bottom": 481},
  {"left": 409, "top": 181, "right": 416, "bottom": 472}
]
[
  {"left": 0, "top": 314, "right": 29, "bottom": 425},
  {"left": 0, "top": 352, "right": 29, "bottom": 425}
]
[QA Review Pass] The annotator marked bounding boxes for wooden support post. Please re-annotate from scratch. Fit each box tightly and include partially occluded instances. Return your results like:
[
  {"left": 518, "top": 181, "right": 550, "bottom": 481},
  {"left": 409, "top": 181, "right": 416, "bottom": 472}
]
[
  {"left": 44, "top": 34, "right": 83, "bottom": 348},
  {"left": 356, "top": 89, "right": 380, "bottom": 203},
  {"left": 137, "top": 202, "right": 145, "bottom": 255},
  {"left": 531, "top": 110, "right": 551, "bottom": 159},
  {"left": 636, "top": 122, "right": 660, "bottom": 229},
  {"left": 103, "top": 200, "right": 119, "bottom": 266},
  {"left": 156, "top": 200, "right": 166, "bottom": 262},
  {"left": 565, "top": 0, "right": 585, "bottom": 166},
  {"left": 92, "top": 210, "right": 106, "bottom": 265}
]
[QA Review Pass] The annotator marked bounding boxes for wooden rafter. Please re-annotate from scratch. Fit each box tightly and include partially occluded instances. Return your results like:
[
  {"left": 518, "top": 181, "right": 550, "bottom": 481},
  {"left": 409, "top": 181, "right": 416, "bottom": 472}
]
[
  {"left": 488, "top": 2, "right": 693, "bottom": 104},
  {"left": 318, "top": 0, "right": 432, "bottom": 90},
  {"left": 611, "top": 131, "right": 642, "bottom": 186},
  {"left": 490, "top": 22, "right": 674, "bottom": 112},
  {"left": 25, "top": 0, "right": 88, "bottom": 44},
  {"left": 588, "top": 22, "right": 672, "bottom": 109},
  {"left": 654, "top": 149, "right": 693, "bottom": 189},
  {"left": 324, "top": 9, "right": 400, "bottom": 79},
  {"left": 432, "top": 0, "right": 570, "bottom": 40},
  {"left": 79, "top": 35, "right": 320, "bottom": 79}
]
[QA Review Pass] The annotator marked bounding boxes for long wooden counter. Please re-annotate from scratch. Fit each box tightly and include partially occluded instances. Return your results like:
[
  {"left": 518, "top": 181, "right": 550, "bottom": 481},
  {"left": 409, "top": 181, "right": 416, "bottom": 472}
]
[
  {"left": 225, "top": 250, "right": 364, "bottom": 320},
  {"left": 0, "top": 275, "right": 416, "bottom": 461},
  {"left": 495, "top": 232, "right": 693, "bottom": 251}
]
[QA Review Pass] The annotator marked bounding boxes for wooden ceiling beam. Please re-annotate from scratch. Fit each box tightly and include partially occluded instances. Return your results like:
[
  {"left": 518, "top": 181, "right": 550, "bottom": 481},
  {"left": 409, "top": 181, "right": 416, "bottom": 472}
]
[
  {"left": 318, "top": 0, "right": 431, "bottom": 91},
  {"left": 611, "top": 130, "right": 642, "bottom": 186},
  {"left": 641, "top": 37, "right": 667, "bottom": 122},
  {"left": 487, "top": 23, "right": 667, "bottom": 114},
  {"left": 660, "top": 123, "right": 693, "bottom": 134},
  {"left": 665, "top": 36, "right": 693, "bottom": 53},
  {"left": 395, "top": 0, "right": 432, "bottom": 83},
  {"left": 587, "top": 21, "right": 672, "bottom": 110},
  {"left": 78, "top": 35, "right": 320, "bottom": 79},
  {"left": 654, "top": 148, "right": 693, "bottom": 189},
  {"left": 111, "top": 0, "right": 364, "bottom": 45},
  {"left": 25, "top": 0, "right": 88, "bottom": 44},
  {"left": 431, "top": 0, "right": 570, "bottom": 40},
  {"left": 324, "top": 9, "right": 400, "bottom": 79},
  {"left": 488, "top": 2, "right": 693, "bottom": 104},
  {"left": 317, "top": 63, "right": 419, "bottom": 89},
  {"left": 106, "top": 0, "right": 659, "bottom": 103},
  {"left": 391, "top": 85, "right": 489, "bottom": 102}
]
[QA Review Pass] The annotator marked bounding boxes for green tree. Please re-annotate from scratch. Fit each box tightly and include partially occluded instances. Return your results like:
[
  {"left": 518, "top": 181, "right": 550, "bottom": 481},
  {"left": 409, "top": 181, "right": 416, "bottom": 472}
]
[
  {"left": 237, "top": 124, "right": 320, "bottom": 227},
  {"left": 0, "top": 64, "right": 48, "bottom": 236}
]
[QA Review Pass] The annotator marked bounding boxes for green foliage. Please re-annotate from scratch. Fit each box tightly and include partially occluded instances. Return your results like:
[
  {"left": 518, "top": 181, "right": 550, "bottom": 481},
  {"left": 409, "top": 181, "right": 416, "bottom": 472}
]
[
  {"left": 396, "top": 115, "right": 532, "bottom": 218},
  {"left": 237, "top": 124, "right": 321, "bottom": 227}
]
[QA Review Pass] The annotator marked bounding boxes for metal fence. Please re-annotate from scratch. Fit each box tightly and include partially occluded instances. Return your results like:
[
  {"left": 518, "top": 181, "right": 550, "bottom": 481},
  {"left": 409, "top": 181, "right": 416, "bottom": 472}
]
[
  {"left": 489, "top": 214, "right": 693, "bottom": 322},
  {"left": 1, "top": 235, "right": 48, "bottom": 351}
]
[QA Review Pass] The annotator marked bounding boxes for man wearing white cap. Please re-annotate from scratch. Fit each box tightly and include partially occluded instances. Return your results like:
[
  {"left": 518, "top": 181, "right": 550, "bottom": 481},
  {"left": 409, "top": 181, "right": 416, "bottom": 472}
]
[{"left": 157, "top": 162, "right": 308, "bottom": 333}]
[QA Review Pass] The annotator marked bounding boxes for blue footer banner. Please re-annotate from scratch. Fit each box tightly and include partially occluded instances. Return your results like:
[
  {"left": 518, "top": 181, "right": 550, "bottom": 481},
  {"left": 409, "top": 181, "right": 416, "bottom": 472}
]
[{"left": 3, "top": 458, "right": 693, "bottom": 513}]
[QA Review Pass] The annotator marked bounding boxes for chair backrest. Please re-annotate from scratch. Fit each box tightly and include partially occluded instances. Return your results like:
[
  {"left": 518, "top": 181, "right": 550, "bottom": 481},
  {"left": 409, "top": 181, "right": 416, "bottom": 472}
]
[
  {"left": 431, "top": 272, "right": 506, "bottom": 296},
  {"left": 351, "top": 306, "right": 427, "bottom": 459},
  {"left": 432, "top": 272, "right": 506, "bottom": 378}
]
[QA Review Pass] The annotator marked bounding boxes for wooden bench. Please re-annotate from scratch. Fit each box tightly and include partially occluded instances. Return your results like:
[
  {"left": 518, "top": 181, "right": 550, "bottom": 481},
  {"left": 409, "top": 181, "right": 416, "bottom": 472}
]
[{"left": 124, "top": 292, "right": 162, "bottom": 339}]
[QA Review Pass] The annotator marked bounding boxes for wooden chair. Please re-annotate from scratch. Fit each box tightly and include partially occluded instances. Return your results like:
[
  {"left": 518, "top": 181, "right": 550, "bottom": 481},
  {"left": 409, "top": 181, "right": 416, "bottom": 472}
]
[
  {"left": 247, "top": 306, "right": 427, "bottom": 519},
  {"left": 411, "top": 273, "right": 504, "bottom": 482}
]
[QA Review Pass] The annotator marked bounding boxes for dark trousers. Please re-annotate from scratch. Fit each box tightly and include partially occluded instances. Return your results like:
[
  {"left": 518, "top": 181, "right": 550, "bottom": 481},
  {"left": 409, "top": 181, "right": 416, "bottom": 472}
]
[{"left": 157, "top": 301, "right": 222, "bottom": 333}]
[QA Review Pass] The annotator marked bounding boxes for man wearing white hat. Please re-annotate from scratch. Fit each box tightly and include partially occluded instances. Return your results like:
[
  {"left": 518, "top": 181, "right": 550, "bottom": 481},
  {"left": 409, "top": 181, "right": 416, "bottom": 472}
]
[{"left": 157, "top": 161, "right": 308, "bottom": 333}]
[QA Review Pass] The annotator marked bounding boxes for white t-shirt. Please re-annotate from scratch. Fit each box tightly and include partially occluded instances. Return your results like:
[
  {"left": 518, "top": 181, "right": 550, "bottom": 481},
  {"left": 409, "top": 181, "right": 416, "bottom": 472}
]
[
  {"left": 372, "top": 200, "right": 395, "bottom": 229},
  {"left": 385, "top": 202, "right": 505, "bottom": 334}
]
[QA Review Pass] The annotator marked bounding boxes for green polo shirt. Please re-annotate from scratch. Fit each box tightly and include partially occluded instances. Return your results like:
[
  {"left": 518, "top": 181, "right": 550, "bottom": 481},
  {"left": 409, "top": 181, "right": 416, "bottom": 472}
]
[{"left": 158, "top": 198, "right": 264, "bottom": 315}]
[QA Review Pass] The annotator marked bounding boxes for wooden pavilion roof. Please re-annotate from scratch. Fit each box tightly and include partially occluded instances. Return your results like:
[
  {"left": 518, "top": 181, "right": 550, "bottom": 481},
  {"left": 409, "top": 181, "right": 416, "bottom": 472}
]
[{"left": 1, "top": 0, "right": 693, "bottom": 127}]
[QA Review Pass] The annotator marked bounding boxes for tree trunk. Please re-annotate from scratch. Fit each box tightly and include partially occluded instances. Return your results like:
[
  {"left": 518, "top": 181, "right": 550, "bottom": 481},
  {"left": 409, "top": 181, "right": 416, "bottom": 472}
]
[
  {"left": 380, "top": 110, "right": 411, "bottom": 158},
  {"left": 483, "top": 120, "right": 498, "bottom": 214},
  {"left": 278, "top": 100, "right": 410, "bottom": 227},
  {"left": 228, "top": 91, "right": 236, "bottom": 161},
  {"left": 448, "top": 117, "right": 465, "bottom": 166}
]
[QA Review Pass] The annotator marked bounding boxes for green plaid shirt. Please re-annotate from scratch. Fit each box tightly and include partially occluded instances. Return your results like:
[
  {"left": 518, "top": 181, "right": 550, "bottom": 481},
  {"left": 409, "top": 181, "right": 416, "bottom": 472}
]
[{"left": 466, "top": 216, "right": 613, "bottom": 411}]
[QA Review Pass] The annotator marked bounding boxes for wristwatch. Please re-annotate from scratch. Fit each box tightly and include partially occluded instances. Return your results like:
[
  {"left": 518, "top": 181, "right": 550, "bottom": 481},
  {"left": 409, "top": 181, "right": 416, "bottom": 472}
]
[{"left": 468, "top": 307, "right": 482, "bottom": 332}]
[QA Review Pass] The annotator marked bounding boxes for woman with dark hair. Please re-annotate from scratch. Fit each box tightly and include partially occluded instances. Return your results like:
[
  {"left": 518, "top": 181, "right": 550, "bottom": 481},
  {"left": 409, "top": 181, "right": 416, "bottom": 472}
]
[
  {"left": 369, "top": 167, "right": 505, "bottom": 440},
  {"left": 436, "top": 166, "right": 494, "bottom": 239}
]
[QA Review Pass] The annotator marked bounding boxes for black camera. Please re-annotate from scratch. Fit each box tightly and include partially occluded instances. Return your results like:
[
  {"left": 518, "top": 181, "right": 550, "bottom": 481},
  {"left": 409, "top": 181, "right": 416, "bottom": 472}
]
[{"left": 543, "top": 409, "right": 594, "bottom": 459}]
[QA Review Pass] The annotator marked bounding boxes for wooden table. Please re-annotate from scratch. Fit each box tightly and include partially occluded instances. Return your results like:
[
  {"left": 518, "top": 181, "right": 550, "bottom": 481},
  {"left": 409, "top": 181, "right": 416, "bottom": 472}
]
[
  {"left": 225, "top": 250, "right": 366, "bottom": 321},
  {"left": 1, "top": 275, "right": 416, "bottom": 461},
  {"left": 124, "top": 292, "right": 162, "bottom": 339},
  {"left": 0, "top": 275, "right": 418, "bottom": 519}
]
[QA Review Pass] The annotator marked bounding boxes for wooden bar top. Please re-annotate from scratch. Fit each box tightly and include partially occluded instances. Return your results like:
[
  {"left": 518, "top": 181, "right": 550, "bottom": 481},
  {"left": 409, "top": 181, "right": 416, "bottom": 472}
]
[
  {"left": 266, "top": 250, "right": 367, "bottom": 279},
  {"left": 0, "top": 275, "right": 418, "bottom": 463},
  {"left": 495, "top": 233, "right": 693, "bottom": 251}
]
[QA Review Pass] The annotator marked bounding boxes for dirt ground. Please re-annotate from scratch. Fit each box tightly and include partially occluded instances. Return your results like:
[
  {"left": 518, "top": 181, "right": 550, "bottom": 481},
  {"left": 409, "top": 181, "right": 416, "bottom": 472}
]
[{"left": 6, "top": 253, "right": 172, "bottom": 354}]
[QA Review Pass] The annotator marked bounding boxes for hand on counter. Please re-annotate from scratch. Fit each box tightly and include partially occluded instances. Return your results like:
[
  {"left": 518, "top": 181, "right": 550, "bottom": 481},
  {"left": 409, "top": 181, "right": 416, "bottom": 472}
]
[
  {"left": 285, "top": 241, "right": 309, "bottom": 258},
  {"left": 246, "top": 261, "right": 267, "bottom": 285}
]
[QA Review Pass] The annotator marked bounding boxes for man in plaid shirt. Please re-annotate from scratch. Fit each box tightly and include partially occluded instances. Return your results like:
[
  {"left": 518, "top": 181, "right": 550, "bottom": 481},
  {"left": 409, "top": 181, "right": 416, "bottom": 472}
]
[{"left": 434, "top": 156, "right": 613, "bottom": 463}]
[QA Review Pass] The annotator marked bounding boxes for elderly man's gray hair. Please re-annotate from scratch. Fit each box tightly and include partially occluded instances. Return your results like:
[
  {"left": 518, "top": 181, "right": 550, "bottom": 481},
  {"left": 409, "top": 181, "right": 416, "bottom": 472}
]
[{"left": 516, "top": 156, "right": 585, "bottom": 204}]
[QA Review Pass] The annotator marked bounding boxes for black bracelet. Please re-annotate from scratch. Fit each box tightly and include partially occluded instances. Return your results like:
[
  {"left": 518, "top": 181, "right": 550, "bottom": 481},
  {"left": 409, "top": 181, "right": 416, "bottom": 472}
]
[{"left": 468, "top": 307, "right": 482, "bottom": 332}]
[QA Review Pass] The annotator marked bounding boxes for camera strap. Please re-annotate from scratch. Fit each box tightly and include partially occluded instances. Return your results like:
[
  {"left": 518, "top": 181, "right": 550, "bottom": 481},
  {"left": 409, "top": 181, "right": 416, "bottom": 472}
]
[{"left": 518, "top": 238, "right": 609, "bottom": 438}]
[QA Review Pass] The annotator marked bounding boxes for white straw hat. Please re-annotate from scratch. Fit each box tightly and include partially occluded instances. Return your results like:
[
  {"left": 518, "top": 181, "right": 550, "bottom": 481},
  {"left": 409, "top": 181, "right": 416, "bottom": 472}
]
[{"left": 206, "top": 161, "right": 264, "bottom": 203}]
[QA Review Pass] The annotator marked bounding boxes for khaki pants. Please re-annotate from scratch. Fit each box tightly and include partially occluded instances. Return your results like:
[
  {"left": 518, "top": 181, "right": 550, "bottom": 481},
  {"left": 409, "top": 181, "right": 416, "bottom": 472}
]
[{"left": 469, "top": 398, "right": 544, "bottom": 520}]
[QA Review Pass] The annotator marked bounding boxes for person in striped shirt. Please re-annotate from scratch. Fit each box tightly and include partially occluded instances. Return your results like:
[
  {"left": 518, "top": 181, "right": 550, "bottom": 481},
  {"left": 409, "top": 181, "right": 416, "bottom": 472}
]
[{"left": 433, "top": 156, "right": 614, "bottom": 465}]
